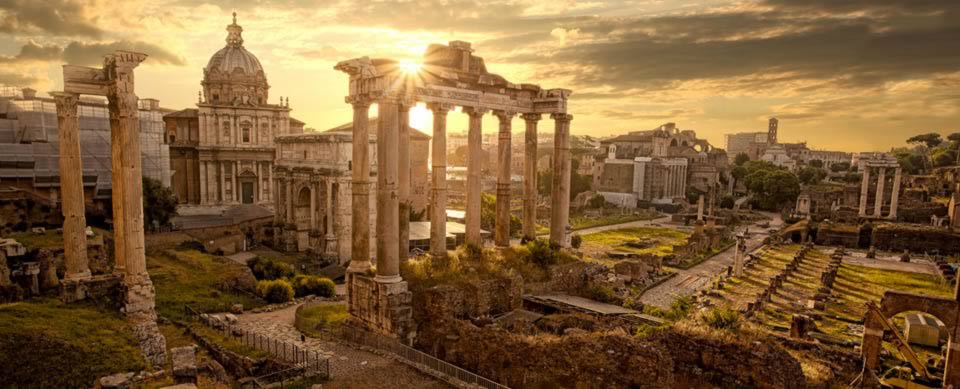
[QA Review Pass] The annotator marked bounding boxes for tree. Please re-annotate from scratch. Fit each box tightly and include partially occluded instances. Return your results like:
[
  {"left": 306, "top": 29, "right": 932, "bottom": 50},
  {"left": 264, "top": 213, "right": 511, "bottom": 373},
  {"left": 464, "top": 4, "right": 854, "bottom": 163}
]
[
  {"left": 744, "top": 168, "right": 800, "bottom": 211},
  {"left": 907, "top": 133, "right": 943, "bottom": 149},
  {"left": 720, "top": 196, "right": 735, "bottom": 209},
  {"left": 142, "top": 177, "right": 178, "bottom": 229},
  {"left": 797, "top": 166, "right": 826, "bottom": 185},
  {"left": 808, "top": 159, "right": 823, "bottom": 169},
  {"left": 480, "top": 193, "right": 521, "bottom": 237},
  {"left": 587, "top": 195, "right": 607, "bottom": 209},
  {"left": 830, "top": 162, "right": 851, "bottom": 173},
  {"left": 734, "top": 153, "right": 750, "bottom": 166}
]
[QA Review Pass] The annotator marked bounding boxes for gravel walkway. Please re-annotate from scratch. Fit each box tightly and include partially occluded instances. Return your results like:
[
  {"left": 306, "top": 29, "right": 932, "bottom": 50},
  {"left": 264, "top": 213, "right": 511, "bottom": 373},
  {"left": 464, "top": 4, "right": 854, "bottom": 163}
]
[{"left": 237, "top": 303, "right": 449, "bottom": 389}]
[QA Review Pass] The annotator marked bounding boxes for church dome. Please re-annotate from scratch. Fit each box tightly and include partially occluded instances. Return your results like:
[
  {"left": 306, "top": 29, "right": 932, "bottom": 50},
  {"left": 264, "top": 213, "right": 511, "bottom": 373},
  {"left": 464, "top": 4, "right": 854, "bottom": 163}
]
[{"left": 205, "top": 13, "right": 263, "bottom": 76}]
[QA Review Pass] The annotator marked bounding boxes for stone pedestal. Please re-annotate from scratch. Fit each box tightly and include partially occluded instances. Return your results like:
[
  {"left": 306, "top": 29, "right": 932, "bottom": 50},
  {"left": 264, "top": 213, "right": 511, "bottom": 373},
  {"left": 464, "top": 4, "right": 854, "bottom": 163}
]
[
  {"left": 282, "top": 224, "right": 297, "bottom": 252},
  {"left": 346, "top": 273, "right": 414, "bottom": 341}
]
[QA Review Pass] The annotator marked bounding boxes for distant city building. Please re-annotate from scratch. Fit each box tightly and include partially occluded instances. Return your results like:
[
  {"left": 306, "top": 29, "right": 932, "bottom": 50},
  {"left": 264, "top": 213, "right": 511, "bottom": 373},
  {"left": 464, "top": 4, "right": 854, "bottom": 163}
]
[
  {"left": 0, "top": 86, "right": 170, "bottom": 212},
  {"left": 724, "top": 131, "right": 767, "bottom": 161},
  {"left": 593, "top": 123, "right": 727, "bottom": 207},
  {"left": 165, "top": 14, "right": 304, "bottom": 209}
]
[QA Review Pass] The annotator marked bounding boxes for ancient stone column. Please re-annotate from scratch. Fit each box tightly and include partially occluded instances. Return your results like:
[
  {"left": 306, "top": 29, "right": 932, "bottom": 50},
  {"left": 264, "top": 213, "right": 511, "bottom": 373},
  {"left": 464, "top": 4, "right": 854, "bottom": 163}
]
[
  {"left": 859, "top": 166, "right": 870, "bottom": 217},
  {"left": 697, "top": 195, "right": 705, "bottom": 222},
  {"left": 219, "top": 162, "right": 226, "bottom": 205},
  {"left": 494, "top": 111, "right": 514, "bottom": 247},
  {"left": 874, "top": 167, "right": 886, "bottom": 217},
  {"left": 325, "top": 180, "right": 336, "bottom": 255},
  {"left": 550, "top": 113, "right": 573, "bottom": 247},
  {"left": 889, "top": 167, "right": 902, "bottom": 220},
  {"left": 398, "top": 102, "right": 412, "bottom": 261},
  {"left": 428, "top": 103, "right": 453, "bottom": 258},
  {"left": 266, "top": 162, "right": 272, "bottom": 202},
  {"left": 310, "top": 183, "right": 317, "bottom": 229},
  {"left": 376, "top": 97, "right": 401, "bottom": 283},
  {"left": 464, "top": 107, "right": 487, "bottom": 247},
  {"left": 233, "top": 161, "right": 240, "bottom": 204},
  {"left": 107, "top": 52, "right": 149, "bottom": 281},
  {"left": 521, "top": 114, "right": 541, "bottom": 241},
  {"left": 53, "top": 92, "right": 91, "bottom": 281},
  {"left": 199, "top": 162, "right": 208, "bottom": 205},
  {"left": 285, "top": 178, "right": 294, "bottom": 224},
  {"left": 349, "top": 99, "right": 373, "bottom": 273}
]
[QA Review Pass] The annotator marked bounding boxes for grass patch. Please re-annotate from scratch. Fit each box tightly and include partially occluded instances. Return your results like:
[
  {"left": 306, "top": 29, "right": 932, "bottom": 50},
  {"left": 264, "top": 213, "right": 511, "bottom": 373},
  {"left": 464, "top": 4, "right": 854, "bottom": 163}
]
[
  {"left": 149, "top": 248, "right": 264, "bottom": 321},
  {"left": 580, "top": 226, "right": 689, "bottom": 260},
  {"left": 569, "top": 210, "right": 660, "bottom": 230},
  {"left": 295, "top": 303, "right": 349, "bottom": 337},
  {"left": 0, "top": 299, "right": 146, "bottom": 387},
  {"left": 188, "top": 323, "right": 270, "bottom": 360}
]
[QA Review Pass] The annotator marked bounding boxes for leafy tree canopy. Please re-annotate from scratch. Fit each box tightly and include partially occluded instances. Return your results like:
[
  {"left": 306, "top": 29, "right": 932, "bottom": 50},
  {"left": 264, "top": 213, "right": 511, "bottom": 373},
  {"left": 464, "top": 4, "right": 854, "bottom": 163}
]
[
  {"left": 907, "top": 133, "right": 943, "bottom": 149},
  {"left": 142, "top": 177, "right": 178, "bottom": 228}
]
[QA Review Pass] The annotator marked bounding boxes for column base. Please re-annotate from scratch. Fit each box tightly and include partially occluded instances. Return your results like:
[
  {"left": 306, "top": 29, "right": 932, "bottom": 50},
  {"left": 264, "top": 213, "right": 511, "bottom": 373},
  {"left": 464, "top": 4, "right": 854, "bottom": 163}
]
[
  {"left": 374, "top": 274, "right": 403, "bottom": 284},
  {"left": 346, "top": 273, "right": 413, "bottom": 342},
  {"left": 63, "top": 269, "right": 92, "bottom": 282}
]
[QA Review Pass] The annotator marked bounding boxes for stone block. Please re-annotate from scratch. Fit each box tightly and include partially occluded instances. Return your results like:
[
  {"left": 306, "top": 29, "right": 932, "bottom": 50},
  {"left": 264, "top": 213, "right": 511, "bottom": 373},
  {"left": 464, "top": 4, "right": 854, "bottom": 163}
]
[
  {"left": 99, "top": 372, "right": 135, "bottom": 389},
  {"left": 171, "top": 345, "right": 198, "bottom": 383},
  {"left": 230, "top": 304, "right": 244, "bottom": 314},
  {"left": 224, "top": 313, "right": 239, "bottom": 324},
  {"left": 905, "top": 313, "right": 942, "bottom": 347}
]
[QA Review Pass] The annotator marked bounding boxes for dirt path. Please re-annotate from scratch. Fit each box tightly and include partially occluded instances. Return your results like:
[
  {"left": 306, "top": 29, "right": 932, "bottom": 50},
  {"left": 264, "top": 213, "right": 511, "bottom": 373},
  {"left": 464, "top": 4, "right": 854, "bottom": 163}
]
[{"left": 237, "top": 303, "right": 449, "bottom": 389}]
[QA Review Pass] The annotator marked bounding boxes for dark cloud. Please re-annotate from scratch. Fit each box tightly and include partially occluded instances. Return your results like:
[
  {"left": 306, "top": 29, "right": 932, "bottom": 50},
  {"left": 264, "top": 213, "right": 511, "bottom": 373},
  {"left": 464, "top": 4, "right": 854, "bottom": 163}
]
[
  {"left": 0, "top": 40, "right": 186, "bottom": 67},
  {"left": 62, "top": 41, "right": 187, "bottom": 66},
  {"left": 0, "top": 0, "right": 103, "bottom": 37}
]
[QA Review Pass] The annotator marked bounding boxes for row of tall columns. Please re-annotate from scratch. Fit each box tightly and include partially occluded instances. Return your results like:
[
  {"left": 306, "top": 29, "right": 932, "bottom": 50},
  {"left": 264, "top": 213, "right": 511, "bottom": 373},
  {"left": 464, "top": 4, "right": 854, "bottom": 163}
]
[
  {"left": 521, "top": 114, "right": 540, "bottom": 241},
  {"left": 464, "top": 107, "right": 486, "bottom": 246},
  {"left": 550, "top": 113, "right": 573, "bottom": 246},
  {"left": 665, "top": 164, "right": 687, "bottom": 199},
  {"left": 375, "top": 97, "right": 401, "bottom": 283},
  {"left": 429, "top": 104, "right": 452, "bottom": 257},
  {"left": 348, "top": 99, "right": 373, "bottom": 273},
  {"left": 494, "top": 111, "right": 514, "bottom": 247},
  {"left": 53, "top": 92, "right": 90, "bottom": 281}
]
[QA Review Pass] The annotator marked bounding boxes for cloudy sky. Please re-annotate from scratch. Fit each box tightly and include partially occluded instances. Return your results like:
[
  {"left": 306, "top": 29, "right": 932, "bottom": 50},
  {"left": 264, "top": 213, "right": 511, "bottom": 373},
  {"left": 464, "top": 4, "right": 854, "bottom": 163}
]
[{"left": 2, "top": 0, "right": 958, "bottom": 152}]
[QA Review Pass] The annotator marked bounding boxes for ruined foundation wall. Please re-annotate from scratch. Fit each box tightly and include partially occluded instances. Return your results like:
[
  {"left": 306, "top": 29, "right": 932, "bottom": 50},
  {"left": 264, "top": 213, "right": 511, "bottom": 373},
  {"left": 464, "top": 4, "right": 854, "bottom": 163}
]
[{"left": 872, "top": 224, "right": 960, "bottom": 254}]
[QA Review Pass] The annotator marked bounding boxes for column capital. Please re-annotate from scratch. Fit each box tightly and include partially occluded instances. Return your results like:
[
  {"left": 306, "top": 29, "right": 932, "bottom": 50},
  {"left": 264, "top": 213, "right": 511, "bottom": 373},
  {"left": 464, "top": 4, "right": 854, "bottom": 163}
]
[
  {"left": 493, "top": 110, "right": 516, "bottom": 121},
  {"left": 463, "top": 106, "right": 488, "bottom": 117},
  {"left": 427, "top": 102, "right": 455, "bottom": 114},
  {"left": 345, "top": 95, "right": 374, "bottom": 108},
  {"left": 398, "top": 97, "right": 417, "bottom": 109},
  {"left": 550, "top": 113, "right": 573, "bottom": 122},
  {"left": 521, "top": 113, "right": 542, "bottom": 122},
  {"left": 50, "top": 91, "right": 80, "bottom": 107}
]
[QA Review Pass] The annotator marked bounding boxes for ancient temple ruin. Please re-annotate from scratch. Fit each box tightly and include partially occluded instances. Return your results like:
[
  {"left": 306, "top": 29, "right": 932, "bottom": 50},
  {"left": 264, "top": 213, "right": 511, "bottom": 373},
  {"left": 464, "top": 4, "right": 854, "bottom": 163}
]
[
  {"left": 54, "top": 50, "right": 167, "bottom": 367},
  {"left": 858, "top": 154, "right": 902, "bottom": 219},
  {"left": 335, "top": 41, "right": 572, "bottom": 339}
]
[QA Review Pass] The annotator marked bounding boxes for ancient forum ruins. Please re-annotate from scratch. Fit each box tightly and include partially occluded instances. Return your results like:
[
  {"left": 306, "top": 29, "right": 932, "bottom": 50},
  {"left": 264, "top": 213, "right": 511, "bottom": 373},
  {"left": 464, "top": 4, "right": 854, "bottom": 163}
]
[
  {"left": 335, "top": 41, "right": 572, "bottom": 338},
  {"left": 54, "top": 51, "right": 167, "bottom": 366}
]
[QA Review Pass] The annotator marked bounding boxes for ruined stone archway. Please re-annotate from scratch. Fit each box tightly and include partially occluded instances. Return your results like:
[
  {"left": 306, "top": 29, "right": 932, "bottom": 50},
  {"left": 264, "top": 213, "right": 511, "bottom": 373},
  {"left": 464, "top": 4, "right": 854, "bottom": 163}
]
[{"left": 861, "top": 290, "right": 960, "bottom": 386}]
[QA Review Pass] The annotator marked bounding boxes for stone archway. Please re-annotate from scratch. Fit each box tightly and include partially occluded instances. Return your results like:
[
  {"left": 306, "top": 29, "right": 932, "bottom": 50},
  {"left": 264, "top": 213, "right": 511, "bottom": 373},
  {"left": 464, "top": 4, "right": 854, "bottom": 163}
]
[{"left": 861, "top": 290, "right": 960, "bottom": 386}]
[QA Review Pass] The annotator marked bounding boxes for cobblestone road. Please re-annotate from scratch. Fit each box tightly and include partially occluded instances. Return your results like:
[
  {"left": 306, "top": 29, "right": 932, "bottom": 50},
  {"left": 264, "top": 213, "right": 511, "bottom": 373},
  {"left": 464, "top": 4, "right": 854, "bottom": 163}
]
[
  {"left": 639, "top": 213, "right": 784, "bottom": 308},
  {"left": 237, "top": 303, "right": 449, "bottom": 389}
]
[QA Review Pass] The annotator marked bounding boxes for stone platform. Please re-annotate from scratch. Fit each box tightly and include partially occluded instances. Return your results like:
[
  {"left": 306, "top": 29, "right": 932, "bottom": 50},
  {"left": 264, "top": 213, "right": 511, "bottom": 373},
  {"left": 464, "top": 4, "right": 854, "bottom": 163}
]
[{"left": 347, "top": 273, "right": 413, "bottom": 342}]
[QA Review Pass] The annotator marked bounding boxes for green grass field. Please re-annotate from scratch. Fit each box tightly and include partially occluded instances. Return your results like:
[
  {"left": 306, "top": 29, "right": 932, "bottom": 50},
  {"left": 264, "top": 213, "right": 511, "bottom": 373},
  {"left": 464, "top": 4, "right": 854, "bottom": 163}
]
[
  {"left": 149, "top": 248, "right": 264, "bottom": 321},
  {"left": 580, "top": 226, "right": 689, "bottom": 259},
  {"left": 0, "top": 299, "right": 147, "bottom": 387},
  {"left": 295, "top": 303, "right": 349, "bottom": 337}
]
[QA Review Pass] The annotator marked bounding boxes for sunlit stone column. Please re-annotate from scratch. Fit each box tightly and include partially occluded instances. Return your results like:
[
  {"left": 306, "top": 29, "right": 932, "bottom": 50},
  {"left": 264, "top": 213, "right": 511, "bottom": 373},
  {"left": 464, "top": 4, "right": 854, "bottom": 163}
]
[
  {"left": 464, "top": 107, "right": 487, "bottom": 247},
  {"left": 889, "top": 167, "right": 902, "bottom": 220},
  {"left": 398, "top": 101, "right": 412, "bottom": 261},
  {"left": 859, "top": 165, "right": 870, "bottom": 217},
  {"left": 310, "top": 182, "right": 317, "bottom": 230},
  {"left": 53, "top": 92, "right": 90, "bottom": 281},
  {"left": 199, "top": 162, "right": 208, "bottom": 205},
  {"left": 494, "top": 110, "right": 514, "bottom": 247},
  {"left": 325, "top": 180, "right": 337, "bottom": 255},
  {"left": 108, "top": 52, "right": 149, "bottom": 280},
  {"left": 376, "top": 97, "right": 401, "bottom": 283},
  {"left": 348, "top": 98, "right": 373, "bottom": 273},
  {"left": 428, "top": 103, "right": 453, "bottom": 257},
  {"left": 874, "top": 167, "right": 886, "bottom": 217},
  {"left": 219, "top": 162, "right": 226, "bottom": 204},
  {"left": 521, "top": 113, "right": 541, "bottom": 241},
  {"left": 550, "top": 113, "right": 573, "bottom": 247},
  {"left": 285, "top": 178, "right": 294, "bottom": 224}
]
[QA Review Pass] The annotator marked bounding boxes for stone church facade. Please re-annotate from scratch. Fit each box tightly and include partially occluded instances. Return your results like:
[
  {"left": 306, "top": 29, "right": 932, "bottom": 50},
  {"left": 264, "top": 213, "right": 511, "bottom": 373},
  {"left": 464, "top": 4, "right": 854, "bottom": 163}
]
[{"left": 165, "top": 14, "right": 304, "bottom": 209}]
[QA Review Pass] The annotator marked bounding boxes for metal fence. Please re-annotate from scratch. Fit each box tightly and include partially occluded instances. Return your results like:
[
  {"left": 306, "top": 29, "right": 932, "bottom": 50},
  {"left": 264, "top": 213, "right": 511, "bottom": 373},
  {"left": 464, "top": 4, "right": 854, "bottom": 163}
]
[
  {"left": 295, "top": 303, "right": 507, "bottom": 389},
  {"left": 183, "top": 305, "right": 331, "bottom": 385}
]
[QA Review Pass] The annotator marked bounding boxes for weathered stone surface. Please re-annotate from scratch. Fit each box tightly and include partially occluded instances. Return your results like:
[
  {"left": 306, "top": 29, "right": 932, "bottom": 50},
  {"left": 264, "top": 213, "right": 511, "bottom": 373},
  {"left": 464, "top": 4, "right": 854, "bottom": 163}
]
[
  {"left": 98, "top": 372, "right": 135, "bottom": 389},
  {"left": 171, "top": 345, "right": 198, "bottom": 383},
  {"left": 230, "top": 303, "right": 244, "bottom": 314}
]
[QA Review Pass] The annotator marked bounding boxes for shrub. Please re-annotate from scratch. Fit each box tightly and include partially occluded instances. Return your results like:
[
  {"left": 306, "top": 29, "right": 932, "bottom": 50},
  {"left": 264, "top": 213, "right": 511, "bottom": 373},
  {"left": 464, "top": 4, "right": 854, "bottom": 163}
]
[
  {"left": 587, "top": 284, "right": 618, "bottom": 304},
  {"left": 570, "top": 234, "right": 582, "bottom": 249},
  {"left": 247, "top": 257, "right": 295, "bottom": 280},
  {"left": 293, "top": 275, "right": 336, "bottom": 298},
  {"left": 702, "top": 307, "right": 741, "bottom": 330},
  {"left": 525, "top": 239, "right": 559, "bottom": 268},
  {"left": 256, "top": 279, "right": 294, "bottom": 304}
]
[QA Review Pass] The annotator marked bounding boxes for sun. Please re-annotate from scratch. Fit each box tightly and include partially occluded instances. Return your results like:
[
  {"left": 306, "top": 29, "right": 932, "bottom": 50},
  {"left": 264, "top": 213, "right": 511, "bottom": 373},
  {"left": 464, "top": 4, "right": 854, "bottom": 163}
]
[{"left": 399, "top": 59, "right": 421, "bottom": 73}]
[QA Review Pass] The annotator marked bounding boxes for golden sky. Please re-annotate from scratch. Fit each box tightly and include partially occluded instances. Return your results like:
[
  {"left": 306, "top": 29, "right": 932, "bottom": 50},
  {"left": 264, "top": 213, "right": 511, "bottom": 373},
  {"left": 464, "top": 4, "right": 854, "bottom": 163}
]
[{"left": 2, "top": 0, "right": 958, "bottom": 152}]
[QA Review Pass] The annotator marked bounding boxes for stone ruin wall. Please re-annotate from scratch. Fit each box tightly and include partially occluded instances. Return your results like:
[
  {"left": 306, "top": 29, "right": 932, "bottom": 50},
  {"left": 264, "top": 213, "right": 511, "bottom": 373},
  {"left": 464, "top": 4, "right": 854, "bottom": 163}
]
[{"left": 872, "top": 224, "right": 960, "bottom": 255}]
